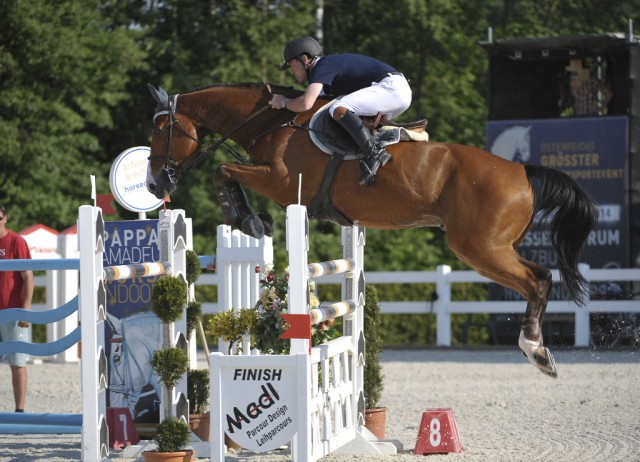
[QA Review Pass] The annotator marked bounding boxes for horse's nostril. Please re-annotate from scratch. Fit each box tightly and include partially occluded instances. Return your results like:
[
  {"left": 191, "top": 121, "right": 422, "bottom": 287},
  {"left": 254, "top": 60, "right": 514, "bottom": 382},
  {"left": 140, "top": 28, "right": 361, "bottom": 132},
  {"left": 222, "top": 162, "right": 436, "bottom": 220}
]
[{"left": 148, "top": 183, "right": 156, "bottom": 192}]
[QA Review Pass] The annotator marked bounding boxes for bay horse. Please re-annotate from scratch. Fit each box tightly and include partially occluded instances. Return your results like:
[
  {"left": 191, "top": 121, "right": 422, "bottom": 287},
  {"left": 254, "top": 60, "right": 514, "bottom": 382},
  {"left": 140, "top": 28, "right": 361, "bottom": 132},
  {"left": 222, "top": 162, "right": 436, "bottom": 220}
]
[{"left": 145, "top": 83, "right": 598, "bottom": 378}]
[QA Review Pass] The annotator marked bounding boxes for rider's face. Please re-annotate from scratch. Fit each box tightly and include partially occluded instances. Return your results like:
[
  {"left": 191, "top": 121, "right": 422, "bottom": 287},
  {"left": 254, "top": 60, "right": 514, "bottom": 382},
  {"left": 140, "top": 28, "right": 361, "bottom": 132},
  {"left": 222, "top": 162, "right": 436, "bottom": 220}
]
[{"left": 289, "top": 57, "right": 308, "bottom": 84}]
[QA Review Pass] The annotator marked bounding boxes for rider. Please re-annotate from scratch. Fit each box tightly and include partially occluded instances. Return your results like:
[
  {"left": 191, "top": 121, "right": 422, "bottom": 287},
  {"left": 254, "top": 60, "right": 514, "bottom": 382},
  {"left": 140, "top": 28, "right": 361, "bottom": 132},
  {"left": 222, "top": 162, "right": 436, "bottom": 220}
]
[{"left": 269, "top": 36, "right": 412, "bottom": 186}]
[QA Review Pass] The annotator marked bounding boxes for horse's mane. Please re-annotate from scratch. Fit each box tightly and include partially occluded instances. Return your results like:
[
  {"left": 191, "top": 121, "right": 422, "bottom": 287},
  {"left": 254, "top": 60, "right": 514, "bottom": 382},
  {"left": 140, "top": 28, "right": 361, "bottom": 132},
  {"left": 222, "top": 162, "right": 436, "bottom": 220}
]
[{"left": 181, "top": 82, "right": 301, "bottom": 96}]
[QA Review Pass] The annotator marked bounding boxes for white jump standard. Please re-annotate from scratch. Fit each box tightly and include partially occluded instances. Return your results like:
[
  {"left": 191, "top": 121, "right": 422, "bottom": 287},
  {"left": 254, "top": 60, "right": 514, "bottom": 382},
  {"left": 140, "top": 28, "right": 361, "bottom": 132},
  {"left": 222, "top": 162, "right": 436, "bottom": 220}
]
[
  {"left": 0, "top": 205, "right": 188, "bottom": 462},
  {"left": 210, "top": 204, "right": 401, "bottom": 462}
]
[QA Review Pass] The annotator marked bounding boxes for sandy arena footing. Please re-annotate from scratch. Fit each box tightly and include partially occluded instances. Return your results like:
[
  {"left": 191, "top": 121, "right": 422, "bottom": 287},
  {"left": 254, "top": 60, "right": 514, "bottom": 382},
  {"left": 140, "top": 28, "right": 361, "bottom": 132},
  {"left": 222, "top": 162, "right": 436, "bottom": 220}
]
[{"left": 1, "top": 348, "right": 638, "bottom": 462}]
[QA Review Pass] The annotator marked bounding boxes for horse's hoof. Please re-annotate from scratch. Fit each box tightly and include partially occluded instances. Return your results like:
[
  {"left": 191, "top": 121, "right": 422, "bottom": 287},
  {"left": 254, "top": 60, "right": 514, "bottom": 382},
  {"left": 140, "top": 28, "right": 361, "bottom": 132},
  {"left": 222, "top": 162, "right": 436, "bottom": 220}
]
[
  {"left": 519, "top": 330, "right": 558, "bottom": 379},
  {"left": 534, "top": 347, "right": 558, "bottom": 378},
  {"left": 241, "top": 215, "right": 265, "bottom": 239},
  {"left": 258, "top": 212, "right": 274, "bottom": 237}
]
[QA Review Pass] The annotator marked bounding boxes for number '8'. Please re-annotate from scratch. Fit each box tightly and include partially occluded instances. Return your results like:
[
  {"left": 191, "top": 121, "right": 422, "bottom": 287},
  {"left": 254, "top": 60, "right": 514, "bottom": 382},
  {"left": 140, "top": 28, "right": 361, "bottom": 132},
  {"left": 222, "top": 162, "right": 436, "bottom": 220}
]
[{"left": 429, "top": 417, "right": 441, "bottom": 446}]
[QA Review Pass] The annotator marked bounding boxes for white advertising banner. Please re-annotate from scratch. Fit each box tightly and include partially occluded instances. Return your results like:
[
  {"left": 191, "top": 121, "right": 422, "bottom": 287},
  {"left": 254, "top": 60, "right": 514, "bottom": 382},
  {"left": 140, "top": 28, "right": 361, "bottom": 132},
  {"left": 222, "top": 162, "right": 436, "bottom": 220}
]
[{"left": 211, "top": 353, "right": 308, "bottom": 453}]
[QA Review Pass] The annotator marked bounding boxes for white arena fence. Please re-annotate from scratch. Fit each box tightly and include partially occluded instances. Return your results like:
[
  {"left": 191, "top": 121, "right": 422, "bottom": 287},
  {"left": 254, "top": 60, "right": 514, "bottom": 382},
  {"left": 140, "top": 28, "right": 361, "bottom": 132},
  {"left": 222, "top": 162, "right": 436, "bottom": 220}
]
[
  {"left": 30, "top": 234, "right": 640, "bottom": 350},
  {"left": 202, "top": 265, "right": 640, "bottom": 348}
]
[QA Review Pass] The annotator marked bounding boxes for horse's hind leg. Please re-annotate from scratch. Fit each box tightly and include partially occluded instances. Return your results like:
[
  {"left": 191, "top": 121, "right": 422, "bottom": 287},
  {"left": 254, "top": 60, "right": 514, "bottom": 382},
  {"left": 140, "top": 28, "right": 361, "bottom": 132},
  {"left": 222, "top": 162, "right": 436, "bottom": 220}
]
[
  {"left": 455, "top": 245, "right": 558, "bottom": 378},
  {"left": 517, "top": 260, "right": 558, "bottom": 378}
]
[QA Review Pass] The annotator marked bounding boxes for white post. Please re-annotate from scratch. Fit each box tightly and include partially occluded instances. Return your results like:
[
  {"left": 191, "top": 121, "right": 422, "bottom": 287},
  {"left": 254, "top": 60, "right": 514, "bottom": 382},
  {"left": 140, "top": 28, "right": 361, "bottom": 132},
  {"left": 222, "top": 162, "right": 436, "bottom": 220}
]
[
  {"left": 286, "top": 205, "right": 311, "bottom": 461},
  {"left": 55, "top": 233, "right": 80, "bottom": 363},
  {"left": 342, "top": 224, "right": 365, "bottom": 428},
  {"left": 45, "top": 268, "right": 57, "bottom": 359},
  {"left": 158, "top": 209, "right": 189, "bottom": 422},
  {"left": 286, "top": 205, "right": 310, "bottom": 355},
  {"left": 293, "top": 352, "right": 312, "bottom": 462},
  {"left": 78, "top": 205, "right": 108, "bottom": 461},
  {"left": 435, "top": 265, "right": 452, "bottom": 346},
  {"left": 210, "top": 352, "right": 225, "bottom": 462}
]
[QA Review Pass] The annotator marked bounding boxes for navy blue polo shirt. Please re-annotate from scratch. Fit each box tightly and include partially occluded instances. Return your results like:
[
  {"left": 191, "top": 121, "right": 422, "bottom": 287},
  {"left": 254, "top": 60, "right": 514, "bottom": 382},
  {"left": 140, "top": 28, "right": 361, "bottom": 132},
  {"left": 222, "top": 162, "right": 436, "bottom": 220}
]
[{"left": 309, "top": 54, "right": 397, "bottom": 96}]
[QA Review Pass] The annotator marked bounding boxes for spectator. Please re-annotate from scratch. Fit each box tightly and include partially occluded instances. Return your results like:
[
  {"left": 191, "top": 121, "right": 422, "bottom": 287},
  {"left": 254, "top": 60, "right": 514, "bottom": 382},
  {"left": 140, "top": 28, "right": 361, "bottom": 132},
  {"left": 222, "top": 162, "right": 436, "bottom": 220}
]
[{"left": 0, "top": 203, "right": 34, "bottom": 412}]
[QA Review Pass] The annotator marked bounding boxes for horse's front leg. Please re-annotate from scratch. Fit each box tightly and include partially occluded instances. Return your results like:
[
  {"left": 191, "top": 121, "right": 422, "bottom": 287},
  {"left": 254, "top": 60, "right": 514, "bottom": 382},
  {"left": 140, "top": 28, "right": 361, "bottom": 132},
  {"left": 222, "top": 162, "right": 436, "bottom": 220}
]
[
  {"left": 214, "top": 164, "right": 276, "bottom": 239},
  {"left": 518, "top": 267, "right": 558, "bottom": 378}
]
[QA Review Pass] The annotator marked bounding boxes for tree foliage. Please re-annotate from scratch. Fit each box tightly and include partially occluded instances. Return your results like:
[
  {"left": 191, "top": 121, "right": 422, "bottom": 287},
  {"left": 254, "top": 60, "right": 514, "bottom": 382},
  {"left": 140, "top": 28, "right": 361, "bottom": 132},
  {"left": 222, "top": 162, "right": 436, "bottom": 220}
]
[{"left": 0, "top": 0, "right": 145, "bottom": 228}]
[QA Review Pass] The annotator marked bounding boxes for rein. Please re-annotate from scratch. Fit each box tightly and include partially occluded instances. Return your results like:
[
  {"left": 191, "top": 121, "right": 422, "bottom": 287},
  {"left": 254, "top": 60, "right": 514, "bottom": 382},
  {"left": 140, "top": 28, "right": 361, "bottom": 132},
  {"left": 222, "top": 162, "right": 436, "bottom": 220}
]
[{"left": 150, "top": 84, "right": 304, "bottom": 180}]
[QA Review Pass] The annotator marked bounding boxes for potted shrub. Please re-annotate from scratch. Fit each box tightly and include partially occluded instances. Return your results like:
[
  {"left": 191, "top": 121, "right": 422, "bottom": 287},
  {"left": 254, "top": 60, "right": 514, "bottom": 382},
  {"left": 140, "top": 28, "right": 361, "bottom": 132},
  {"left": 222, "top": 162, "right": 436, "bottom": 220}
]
[
  {"left": 148, "top": 417, "right": 192, "bottom": 462},
  {"left": 207, "top": 307, "right": 258, "bottom": 354},
  {"left": 185, "top": 249, "right": 202, "bottom": 290},
  {"left": 206, "top": 308, "right": 260, "bottom": 450},
  {"left": 144, "top": 274, "right": 194, "bottom": 462},
  {"left": 185, "top": 248, "right": 204, "bottom": 350},
  {"left": 363, "top": 285, "right": 387, "bottom": 439},
  {"left": 187, "top": 368, "right": 210, "bottom": 441}
]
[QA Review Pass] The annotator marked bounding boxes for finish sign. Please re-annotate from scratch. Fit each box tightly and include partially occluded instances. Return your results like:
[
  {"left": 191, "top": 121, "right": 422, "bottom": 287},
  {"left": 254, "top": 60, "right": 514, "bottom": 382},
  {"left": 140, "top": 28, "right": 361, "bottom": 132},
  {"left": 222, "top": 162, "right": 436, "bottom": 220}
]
[
  {"left": 109, "top": 146, "right": 163, "bottom": 213},
  {"left": 213, "top": 355, "right": 303, "bottom": 452}
]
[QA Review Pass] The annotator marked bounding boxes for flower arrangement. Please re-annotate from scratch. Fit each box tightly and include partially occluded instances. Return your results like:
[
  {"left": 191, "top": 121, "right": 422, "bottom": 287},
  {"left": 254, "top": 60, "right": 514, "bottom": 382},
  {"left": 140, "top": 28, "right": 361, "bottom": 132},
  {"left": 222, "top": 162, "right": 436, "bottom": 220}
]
[
  {"left": 207, "top": 265, "right": 340, "bottom": 355},
  {"left": 252, "top": 265, "right": 340, "bottom": 354}
]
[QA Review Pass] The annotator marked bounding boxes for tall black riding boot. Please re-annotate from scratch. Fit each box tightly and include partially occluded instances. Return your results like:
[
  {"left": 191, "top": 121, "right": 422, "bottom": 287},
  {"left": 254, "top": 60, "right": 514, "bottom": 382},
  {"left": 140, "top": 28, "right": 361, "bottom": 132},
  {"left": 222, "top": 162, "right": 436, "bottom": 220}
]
[{"left": 336, "top": 111, "right": 391, "bottom": 186}]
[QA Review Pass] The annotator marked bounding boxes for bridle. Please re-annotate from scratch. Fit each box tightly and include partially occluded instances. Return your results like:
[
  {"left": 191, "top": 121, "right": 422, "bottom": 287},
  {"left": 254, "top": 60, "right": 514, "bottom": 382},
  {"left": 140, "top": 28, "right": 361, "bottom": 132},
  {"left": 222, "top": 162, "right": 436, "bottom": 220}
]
[
  {"left": 148, "top": 94, "right": 199, "bottom": 185},
  {"left": 148, "top": 86, "right": 282, "bottom": 184}
]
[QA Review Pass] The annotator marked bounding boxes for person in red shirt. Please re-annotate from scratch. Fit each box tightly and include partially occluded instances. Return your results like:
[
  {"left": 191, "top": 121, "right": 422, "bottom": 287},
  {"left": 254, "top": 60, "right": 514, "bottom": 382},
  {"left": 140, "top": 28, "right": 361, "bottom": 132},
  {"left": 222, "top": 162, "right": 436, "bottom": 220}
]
[{"left": 0, "top": 203, "right": 34, "bottom": 412}]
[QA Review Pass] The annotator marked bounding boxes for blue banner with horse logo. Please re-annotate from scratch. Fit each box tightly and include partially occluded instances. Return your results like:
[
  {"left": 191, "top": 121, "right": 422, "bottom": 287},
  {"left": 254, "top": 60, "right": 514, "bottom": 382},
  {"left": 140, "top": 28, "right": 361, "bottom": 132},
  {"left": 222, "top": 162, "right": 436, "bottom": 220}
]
[
  {"left": 103, "top": 220, "right": 162, "bottom": 425},
  {"left": 487, "top": 116, "right": 629, "bottom": 301}
]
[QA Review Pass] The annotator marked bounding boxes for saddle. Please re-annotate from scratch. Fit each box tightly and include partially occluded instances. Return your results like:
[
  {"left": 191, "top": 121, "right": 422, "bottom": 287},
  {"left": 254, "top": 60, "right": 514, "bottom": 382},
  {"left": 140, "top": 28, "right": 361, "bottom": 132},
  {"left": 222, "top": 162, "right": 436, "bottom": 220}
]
[
  {"left": 306, "top": 102, "right": 429, "bottom": 226},
  {"left": 308, "top": 103, "right": 429, "bottom": 158}
]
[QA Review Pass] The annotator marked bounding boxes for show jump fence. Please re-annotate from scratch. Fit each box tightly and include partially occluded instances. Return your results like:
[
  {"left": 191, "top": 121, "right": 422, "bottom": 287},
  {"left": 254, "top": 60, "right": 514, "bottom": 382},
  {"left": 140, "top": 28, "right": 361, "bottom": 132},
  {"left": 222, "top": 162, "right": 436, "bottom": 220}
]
[
  {"left": 210, "top": 205, "right": 399, "bottom": 462},
  {"left": 0, "top": 205, "right": 188, "bottom": 462}
]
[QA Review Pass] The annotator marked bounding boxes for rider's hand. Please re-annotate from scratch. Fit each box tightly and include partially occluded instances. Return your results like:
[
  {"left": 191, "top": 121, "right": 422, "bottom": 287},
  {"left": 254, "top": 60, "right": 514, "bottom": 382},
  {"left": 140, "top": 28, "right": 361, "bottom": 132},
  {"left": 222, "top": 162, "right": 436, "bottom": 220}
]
[{"left": 269, "top": 95, "right": 288, "bottom": 110}]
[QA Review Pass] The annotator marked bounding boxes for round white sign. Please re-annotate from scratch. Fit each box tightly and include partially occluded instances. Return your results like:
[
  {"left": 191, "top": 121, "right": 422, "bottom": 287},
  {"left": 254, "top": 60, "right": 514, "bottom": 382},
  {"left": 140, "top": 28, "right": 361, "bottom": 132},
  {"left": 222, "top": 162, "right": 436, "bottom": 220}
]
[{"left": 109, "top": 146, "right": 163, "bottom": 213}]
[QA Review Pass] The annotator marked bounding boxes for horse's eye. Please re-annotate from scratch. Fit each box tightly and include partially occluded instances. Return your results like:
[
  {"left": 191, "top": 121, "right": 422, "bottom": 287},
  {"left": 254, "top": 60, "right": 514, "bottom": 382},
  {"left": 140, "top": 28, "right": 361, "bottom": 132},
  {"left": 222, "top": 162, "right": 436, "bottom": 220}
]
[{"left": 153, "top": 127, "right": 162, "bottom": 136}]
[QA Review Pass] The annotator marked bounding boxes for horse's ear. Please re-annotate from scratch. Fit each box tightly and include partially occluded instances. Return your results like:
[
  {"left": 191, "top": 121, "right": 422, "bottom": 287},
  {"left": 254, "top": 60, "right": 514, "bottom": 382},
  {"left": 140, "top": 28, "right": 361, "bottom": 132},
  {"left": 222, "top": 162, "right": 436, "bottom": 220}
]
[
  {"left": 147, "top": 83, "right": 168, "bottom": 107},
  {"left": 158, "top": 86, "right": 169, "bottom": 100},
  {"left": 104, "top": 311, "right": 122, "bottom": 334}
]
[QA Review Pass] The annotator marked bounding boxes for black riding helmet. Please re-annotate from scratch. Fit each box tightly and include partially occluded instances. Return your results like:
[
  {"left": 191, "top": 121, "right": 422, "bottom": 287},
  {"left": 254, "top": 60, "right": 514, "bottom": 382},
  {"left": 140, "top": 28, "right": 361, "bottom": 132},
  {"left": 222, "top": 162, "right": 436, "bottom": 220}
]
[{"left": 280, "top": 36, "right": 322, "bottom": 70}]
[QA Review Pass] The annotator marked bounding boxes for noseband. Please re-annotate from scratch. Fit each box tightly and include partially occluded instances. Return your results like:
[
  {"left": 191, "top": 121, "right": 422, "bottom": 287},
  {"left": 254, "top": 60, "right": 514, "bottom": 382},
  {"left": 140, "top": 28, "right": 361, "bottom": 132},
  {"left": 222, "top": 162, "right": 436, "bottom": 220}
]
[{"left": 148, "top": 85, "right": 276, "bottom": 182}]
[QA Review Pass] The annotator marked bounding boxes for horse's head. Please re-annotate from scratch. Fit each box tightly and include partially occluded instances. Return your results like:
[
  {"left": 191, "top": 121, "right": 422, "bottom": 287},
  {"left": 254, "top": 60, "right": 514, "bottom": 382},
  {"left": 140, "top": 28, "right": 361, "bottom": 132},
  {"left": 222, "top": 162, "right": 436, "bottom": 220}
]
[{"left": 146, "top": 84, "right": 201, "bottom": 199}]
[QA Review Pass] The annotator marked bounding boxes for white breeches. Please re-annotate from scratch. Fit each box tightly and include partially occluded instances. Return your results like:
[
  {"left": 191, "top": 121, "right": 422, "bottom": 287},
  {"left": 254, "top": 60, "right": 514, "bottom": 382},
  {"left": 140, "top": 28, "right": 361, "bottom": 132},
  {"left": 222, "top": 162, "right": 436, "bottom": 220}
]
[{"left": 328, "top": 74, "right": 412, "bottom": 120}]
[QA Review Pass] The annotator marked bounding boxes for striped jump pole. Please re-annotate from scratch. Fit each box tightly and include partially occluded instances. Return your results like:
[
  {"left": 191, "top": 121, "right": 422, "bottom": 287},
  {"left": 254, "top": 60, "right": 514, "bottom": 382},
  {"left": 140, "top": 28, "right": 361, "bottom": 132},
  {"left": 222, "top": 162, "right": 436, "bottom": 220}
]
[
  {"left": 103, "top": 261, "right": 171, "bottom": 281},
  {"left": 307, "top": 258, "right": 355, "bottom": 277},
  {"left": 309, "top": 300, "right": 356, "bottom": 324}
]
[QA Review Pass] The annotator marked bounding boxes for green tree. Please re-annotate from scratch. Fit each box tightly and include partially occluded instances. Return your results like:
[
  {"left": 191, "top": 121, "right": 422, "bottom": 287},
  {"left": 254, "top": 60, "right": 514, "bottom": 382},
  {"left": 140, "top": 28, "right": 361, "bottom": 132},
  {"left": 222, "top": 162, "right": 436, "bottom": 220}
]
[{"left": 0, "top": 0, "right": 145, "bottom": 230}]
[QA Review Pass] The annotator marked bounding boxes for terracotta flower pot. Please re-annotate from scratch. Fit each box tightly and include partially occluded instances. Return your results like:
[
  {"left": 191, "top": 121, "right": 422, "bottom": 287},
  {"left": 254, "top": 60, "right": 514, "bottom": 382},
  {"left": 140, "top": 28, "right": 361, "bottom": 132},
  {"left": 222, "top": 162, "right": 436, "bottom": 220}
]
[
  {"left": 189, "top": 413, "right": 210, "bottom": 441},
  {"left": 142, "top": 449, "right": 195, "bottom": 462},
  {"left": 365, "top": 407, "right": 388, "bottom": 439}
]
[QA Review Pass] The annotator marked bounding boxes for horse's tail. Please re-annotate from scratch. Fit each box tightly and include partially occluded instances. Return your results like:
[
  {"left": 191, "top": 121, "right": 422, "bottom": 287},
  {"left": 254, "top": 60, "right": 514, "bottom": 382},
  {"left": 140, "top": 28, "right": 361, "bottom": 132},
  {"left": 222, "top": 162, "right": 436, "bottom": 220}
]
[{"left": 525, "top": 164, "right": 599, "bottom": 306}]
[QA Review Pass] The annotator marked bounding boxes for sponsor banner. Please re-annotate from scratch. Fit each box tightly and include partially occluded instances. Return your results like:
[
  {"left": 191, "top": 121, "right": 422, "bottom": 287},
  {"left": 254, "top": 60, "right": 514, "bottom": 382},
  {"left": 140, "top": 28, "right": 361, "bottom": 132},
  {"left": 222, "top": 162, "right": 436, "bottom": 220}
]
[
  {"left": 487, "top": 116, "right": 629, "bottom": 300},
  {"left": 217, "top": 357, "right": 300, "bottom": 452},
  {"left": 104, "top": 220, "right": 162, "bottom": 424}
]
